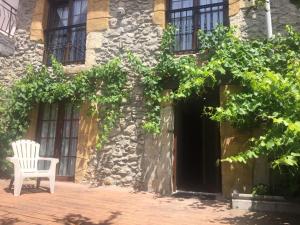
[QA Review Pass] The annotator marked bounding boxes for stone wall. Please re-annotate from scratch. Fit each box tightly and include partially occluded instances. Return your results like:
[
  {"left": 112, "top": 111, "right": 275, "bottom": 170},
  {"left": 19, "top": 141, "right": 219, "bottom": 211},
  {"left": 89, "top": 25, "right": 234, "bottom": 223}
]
[
  {"left": 85, "top": 0, "right": 164, "bottom": 189},
  {"left": 0, "top": 0, "right": 43, "bottom": 86},
  {"left": 224, "top": 0, "right": 300, "bottom": 196},
  {"left": 2, "top": 0, "right": 299, "bottom": 197},
  {"left": 231, "top": 0, "right": 300, "bottom": 39},
  {"left": 0, "top": 33, "right": 15, "bottom": 57},
  {"left": 21, "top": 0, "right": 297, "bottom": 196}
]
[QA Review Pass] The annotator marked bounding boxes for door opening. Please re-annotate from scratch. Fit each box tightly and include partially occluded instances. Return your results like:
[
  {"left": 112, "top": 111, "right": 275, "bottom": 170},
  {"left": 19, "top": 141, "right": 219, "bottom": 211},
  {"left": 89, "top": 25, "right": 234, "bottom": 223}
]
[{"left": 174, "top": 88, "right": 221, "bottom": 193}]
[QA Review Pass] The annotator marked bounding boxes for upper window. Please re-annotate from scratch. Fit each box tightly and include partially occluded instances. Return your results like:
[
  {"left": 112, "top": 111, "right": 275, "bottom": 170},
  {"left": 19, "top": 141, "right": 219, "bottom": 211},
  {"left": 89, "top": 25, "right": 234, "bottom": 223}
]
[
  {"left": 44, "top": 0, "right": 87, "bottom": 65},
  {"left": 0, "top": 0, "right": 17, "bottom": 37},
  {"left": 169, "top": 0, "right": 228, "bottom": 52}
]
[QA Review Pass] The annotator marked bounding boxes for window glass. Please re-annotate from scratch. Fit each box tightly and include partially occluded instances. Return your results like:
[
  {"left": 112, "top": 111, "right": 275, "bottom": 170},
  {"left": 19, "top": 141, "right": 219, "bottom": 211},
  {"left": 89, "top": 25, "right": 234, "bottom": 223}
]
[
  {"left": 52, "top": 5, "right": 69, "bottom": 28},
  {"left": 38, "top": 103, "right": 58, "bottom": 170},
  {"left": 169, "top": 0, "right": 226, "bottom": 51},
  {"left": 171, "top": 0, "right": 193, "bottom": 10},
  {"left": 37, "top": 103, "right": 79, "bottom": 178},
  {"left": 45, "top": 0, "right": 87, "bottom": 65},
  {"left": 72, "top": 0, "right": 88, "bottom": 25},
  {"left": 198, "top": 0, "right": 223, "bottom": 6},
  {"left": 198, "top": 0, "right": 224, "bottom": 32},
  {"left": 170, "top": 1, "right": 194, "bottom": 51},
  {"left": 64, "top": 103, "right": 72, "bottom": 120},
  {"left": 58, "top": 104, "right": 79, "bottom": 177}
]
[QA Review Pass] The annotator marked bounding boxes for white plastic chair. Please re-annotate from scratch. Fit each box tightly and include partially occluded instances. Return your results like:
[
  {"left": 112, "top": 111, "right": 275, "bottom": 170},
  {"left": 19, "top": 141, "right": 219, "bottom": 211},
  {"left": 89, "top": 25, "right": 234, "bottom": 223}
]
[{"left": 6, "top": 139, "right": 59, "bottom": 196}]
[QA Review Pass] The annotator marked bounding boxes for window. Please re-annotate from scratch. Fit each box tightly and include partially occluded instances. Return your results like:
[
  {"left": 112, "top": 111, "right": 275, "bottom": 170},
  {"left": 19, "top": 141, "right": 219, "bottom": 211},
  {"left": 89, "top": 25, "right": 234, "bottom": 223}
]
[
  {"left": 0, "top": 0, "right": 17, "bottom": 36},
  {"left": 37, "top": 103, "right": 80, "bottom": 180},
  {"left": 44, "top": 0, "right": 87, "bottom": 65},
  {"left": 168, "top": 0, "right": 228, "bottom": 52}
]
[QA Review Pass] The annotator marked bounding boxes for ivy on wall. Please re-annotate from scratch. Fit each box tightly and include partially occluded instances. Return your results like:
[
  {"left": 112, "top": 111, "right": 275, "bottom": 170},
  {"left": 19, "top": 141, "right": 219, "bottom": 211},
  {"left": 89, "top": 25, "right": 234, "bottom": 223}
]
[
  {"left": 0, "top": 58, "right": 128, "bottom": 176},
  {"left": 129, "top": 25, "right": 300, "bottom": 173},
  {"left": 0, "top": 86, "right": 11, "bottom": 175},
  {"left": 1, "top": 22, "right": 300, "bottom": 189}
]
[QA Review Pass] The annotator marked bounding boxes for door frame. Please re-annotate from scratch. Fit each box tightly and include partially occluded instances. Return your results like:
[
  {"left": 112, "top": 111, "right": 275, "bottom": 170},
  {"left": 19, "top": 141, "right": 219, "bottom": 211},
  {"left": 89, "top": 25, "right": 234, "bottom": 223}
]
[
  {"left": 36, "top": 102, "right": 78, "bottom": 181},
  {"left": 172, "top": 92, "right": 222, "bottom": 194}
]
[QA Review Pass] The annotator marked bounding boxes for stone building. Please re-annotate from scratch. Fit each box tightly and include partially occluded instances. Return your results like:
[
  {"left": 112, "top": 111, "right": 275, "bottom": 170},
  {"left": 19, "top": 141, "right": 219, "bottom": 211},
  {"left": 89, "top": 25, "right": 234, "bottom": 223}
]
[{"left": 0, "top": 0, "right": 299, "bottom": 197}]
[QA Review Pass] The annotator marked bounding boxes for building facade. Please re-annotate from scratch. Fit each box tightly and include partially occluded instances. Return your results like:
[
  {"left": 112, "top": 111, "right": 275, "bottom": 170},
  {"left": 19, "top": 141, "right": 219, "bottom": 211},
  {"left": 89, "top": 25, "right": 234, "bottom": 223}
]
[{"left": 0, "top": 0, "right": 300, "bottom": 197}]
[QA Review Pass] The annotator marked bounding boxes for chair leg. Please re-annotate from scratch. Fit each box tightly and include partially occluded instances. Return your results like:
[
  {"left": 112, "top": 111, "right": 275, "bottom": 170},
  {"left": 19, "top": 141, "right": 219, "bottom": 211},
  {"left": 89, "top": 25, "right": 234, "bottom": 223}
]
[
  {"left": 36, "top": 178, "right": 41, "bottom": 189},
  {"left": 49, "top": 176, "right": 55, "bottom": 194},
  {"left": 9, "top": 176, "right": 14, "bottom": 190},
  {"left": 14, "top": 177, "right": 23, "bottom": 196}
]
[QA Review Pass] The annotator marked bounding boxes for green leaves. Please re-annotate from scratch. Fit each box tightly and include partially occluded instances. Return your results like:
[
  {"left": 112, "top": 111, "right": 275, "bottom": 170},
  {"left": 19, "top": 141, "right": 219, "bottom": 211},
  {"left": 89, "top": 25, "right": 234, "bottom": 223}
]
[
  {"left": 272, "top": 153, "right": 300, "bottom": 168},
  {"left": 133, "top": 24, "right": 300, "bottom": 173},
  {"left": 1, "top": 22, "right": 300, "bottom": 184},
  {"left": 0, "top": 57, "right": 128, "bottom": 161},
  {"left": 84, "top": 58, "right": 128, "bottom": 149}
]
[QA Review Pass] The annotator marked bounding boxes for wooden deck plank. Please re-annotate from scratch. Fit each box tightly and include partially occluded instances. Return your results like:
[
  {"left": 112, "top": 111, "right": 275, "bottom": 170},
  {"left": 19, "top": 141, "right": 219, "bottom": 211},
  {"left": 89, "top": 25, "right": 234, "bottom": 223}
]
[{"left": 0, "top": 179, "right": 299, "bottom": 225}]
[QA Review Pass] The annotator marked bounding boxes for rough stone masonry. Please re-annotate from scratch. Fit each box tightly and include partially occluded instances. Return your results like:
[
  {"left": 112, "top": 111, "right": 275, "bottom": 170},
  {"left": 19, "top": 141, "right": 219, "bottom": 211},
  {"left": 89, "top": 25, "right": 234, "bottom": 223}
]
[
  {"left": 85, "top": 0, "right": 164, "bottom": 189},
  {"left": 0, "top": 0, "right": 300, "bottom": 195},
  {"left": 0, "top": 0, "right": 43, "bottom": 86},
  {"left": 85, "top": 0, "right": 300, "bottom": 194}
]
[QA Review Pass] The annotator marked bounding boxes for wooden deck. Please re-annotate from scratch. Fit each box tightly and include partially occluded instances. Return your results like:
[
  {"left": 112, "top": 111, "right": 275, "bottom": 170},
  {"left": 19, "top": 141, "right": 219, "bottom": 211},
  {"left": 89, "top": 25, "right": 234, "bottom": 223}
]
[{"left": 0, "top": 179, "right": 299, "bottom": 225}]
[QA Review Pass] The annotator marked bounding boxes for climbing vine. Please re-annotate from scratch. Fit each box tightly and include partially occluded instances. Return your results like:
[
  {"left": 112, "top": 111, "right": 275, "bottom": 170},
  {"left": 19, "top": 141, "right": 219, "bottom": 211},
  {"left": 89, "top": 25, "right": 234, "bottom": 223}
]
[
  {"left": 0, "top": 58, "right": 128, "bottom": 175},
  {"left": 1, "top": 21, "right": 300, "bottom": 187},
  {"left": 129, "top": 24, "right": 300, "bottom": 171}
]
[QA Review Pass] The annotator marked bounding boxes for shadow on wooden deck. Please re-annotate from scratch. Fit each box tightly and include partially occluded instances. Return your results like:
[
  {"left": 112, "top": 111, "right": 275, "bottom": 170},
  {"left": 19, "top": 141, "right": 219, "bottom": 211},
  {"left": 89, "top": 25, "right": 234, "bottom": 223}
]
[
  {"left": 0, "top": 179, "right": 300, "bottom": 225},
  {"left": 0, "top": 217, "right": 20, "bottom": 225},
  {"left": 4, "top": 183, "right": 50, "bottom": 195},
  {"left": 54, "top": 211, "right": 122, "bottom": 225}
]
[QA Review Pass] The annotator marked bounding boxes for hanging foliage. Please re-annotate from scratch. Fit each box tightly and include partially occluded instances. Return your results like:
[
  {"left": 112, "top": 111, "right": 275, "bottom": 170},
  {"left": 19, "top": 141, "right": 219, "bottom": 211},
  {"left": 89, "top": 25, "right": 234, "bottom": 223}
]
[
  {"left": 1, "top": 23, "right": 300, "bottom": 179},
  {"left": 129, "top": 24, "right": 300, "bottom": 171},
  {"left": 0, "top": 58, "right": 128, "bottom": 175}
]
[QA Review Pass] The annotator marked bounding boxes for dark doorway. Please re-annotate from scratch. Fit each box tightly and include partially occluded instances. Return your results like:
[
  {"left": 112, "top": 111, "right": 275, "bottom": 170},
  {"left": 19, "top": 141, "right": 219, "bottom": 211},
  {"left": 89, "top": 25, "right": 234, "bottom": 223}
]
[{"left": 174, "top": 88, "right": 221, "bottom": 193}]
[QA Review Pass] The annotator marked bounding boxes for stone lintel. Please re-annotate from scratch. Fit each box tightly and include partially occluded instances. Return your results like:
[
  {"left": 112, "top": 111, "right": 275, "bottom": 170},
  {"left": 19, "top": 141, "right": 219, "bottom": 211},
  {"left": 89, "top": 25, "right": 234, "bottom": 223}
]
[
  {"left": 229, "top": 0, "right": 255, "bottom": 18},
  {"left": 87, "top": 0, "right": 110, "bottom": 32},
  {"left": 153, "top": 0, "right": 166, "bottom": 28},
  {"left": 30, "top": 0, "right": 49, "bottom": 42},
  {"left": 229, "top": 0, "right": 241, "bottom": 17}
]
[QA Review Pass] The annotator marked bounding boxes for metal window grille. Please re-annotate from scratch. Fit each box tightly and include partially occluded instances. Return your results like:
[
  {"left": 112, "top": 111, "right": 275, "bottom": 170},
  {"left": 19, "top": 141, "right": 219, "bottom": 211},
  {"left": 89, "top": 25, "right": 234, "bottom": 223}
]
[
  {"left": 168, "top": 0, "right": 229, "bottom": 52},
  {"left": 0, "top": 0, "right": 17, "bottom": 37},
  {"left": 44, "top": 0, "right": 87, "bottom": 65}
]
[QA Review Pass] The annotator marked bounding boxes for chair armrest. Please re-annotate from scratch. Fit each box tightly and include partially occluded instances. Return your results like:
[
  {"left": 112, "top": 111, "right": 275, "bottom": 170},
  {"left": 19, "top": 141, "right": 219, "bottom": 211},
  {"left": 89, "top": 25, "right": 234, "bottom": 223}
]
[
  {"left": 39, "top": 157, "right": 59, "bottom": 174},
  {"left": 38, "top": 157, "right": 59, "bottom": 164},
  {"left": 6, "top": 157, "right": 18, "bottom": 165},
  {"left": 6, "top": 157, "right": 21, "bottom": 175}
]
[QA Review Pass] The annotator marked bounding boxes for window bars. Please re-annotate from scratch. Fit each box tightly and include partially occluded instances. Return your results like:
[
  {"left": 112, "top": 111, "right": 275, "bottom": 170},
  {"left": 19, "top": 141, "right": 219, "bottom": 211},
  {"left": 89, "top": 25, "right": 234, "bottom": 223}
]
[
  {"left": 168, "top": 0, "right": 229, "bottom": 52},
  {"left": 44, "top": 23, "right": 86, "bottom": 65},
  {"left": 44, "top": 0, "right": 87, "bottom": 65},
  {"left": 0, "top": 0, "right": 17, "bottom": 37}
]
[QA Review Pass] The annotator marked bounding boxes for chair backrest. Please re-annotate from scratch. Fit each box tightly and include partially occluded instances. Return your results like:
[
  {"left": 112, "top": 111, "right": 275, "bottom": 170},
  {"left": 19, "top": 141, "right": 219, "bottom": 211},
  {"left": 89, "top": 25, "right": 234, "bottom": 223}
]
[{"left": 11, "top": 139, "right": 40, "bottom": 172}]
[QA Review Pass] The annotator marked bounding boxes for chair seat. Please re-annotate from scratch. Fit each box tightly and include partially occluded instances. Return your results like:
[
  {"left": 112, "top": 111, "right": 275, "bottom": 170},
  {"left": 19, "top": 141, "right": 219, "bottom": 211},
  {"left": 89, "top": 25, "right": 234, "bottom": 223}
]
[
  {"left": 8, "top": 139, "right": 59, "bottom": 196},
  {"left": 22, "top": 170, "right": 51, "bottom": 178}
]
